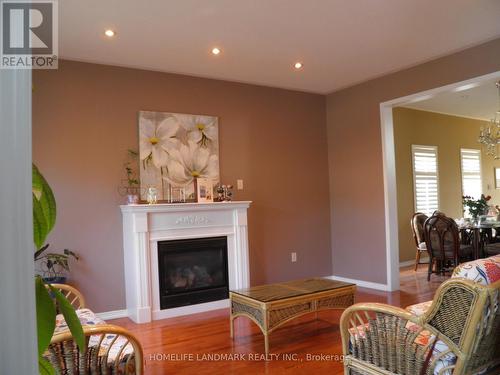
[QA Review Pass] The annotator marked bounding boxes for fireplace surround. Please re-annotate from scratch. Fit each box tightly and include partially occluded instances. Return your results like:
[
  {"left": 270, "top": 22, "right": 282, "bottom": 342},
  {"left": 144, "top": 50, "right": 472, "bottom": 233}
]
[{"left": 120, "top": 201, "right": 251, "bottom": 323}]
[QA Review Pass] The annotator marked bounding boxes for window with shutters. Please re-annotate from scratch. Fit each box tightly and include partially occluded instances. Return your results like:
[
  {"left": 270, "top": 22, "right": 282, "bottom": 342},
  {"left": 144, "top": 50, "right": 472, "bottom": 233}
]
[
  {"left": 460, "top": 148, "right": 482, "bottom": 201},
  {"left": 411, "top": 145, "right": 439, "bottom": 216}
]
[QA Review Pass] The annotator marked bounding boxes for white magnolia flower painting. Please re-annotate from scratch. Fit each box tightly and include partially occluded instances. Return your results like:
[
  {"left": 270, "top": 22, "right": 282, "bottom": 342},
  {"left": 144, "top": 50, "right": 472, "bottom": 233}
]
[{"left": 138, "top": 111, "right": 219, "bottom": 201}]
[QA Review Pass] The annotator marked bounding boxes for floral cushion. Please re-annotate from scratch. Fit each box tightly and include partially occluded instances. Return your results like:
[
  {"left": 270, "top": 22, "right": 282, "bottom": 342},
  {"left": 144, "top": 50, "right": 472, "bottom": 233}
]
[
  {"left": 405, "top": 300, "right": 433, "bottom": 317},
  {"left": 406, "top": 321, "right": 455, "bottom": 375},
  {"left": 451, "top": 255, "right": 500, "bottom": 285},
  {"left": 54, "top": 308, "right": 105, "bottom": 333},
  {"left": 51, "top": 308, "right": 135, "bottom": 373}
]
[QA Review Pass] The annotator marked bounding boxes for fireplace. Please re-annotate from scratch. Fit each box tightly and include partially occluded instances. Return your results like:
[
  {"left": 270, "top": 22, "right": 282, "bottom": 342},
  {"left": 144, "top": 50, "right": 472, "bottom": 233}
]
[
  {"left": 158, "top": 236, "right": 229, "bottom": 309},
  {"left": 121, "top": 201, "right": 250, "bottom": 322}
]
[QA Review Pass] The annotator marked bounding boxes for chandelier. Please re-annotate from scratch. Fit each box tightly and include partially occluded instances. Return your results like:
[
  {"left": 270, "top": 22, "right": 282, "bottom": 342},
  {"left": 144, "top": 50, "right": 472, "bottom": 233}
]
[{"left": 478, "top": 81, "right": 500, "bottom": 159}]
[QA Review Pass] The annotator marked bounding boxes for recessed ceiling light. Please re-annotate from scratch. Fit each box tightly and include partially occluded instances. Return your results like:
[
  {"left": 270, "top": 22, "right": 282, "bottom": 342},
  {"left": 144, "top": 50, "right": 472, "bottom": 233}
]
[
  {"left": 294, "top": 62, "right": 303, "bottom": 70},
  {"left": 211, "top": 47, "right": 221, "bottom": 55},
  {"left": 104, "top": 29, "right": 115, "bottom": 37}
]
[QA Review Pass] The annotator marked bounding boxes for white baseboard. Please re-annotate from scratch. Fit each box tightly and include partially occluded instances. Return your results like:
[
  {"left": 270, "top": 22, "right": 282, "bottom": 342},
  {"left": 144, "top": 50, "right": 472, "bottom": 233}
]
[
  {"left": 399, "top": 258, "right": 429, "bottom": 268},
  {"left": 399, "top": 260, "right": 415, "bottom": 267},
  {"left": 96, "top": 309, "right": 128, "bottom": 321},
  {"left": 94, "top": 275, "right": 395, "bottom": 320},
  {"left": 326, "top": 275, "right": 390, "bottom": 291}
]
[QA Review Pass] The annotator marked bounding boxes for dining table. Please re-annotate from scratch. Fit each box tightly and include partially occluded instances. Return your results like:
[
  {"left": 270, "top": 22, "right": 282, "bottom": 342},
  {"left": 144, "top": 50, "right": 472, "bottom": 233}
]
[{"left": 456, "top": 219, "right": 500, "bottom": 259}]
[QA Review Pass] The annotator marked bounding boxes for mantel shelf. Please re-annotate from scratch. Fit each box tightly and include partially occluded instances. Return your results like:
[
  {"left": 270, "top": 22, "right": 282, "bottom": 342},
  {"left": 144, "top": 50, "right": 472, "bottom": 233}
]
[{"left": 120, "top": 201, "right": 252, "bottom": 213}]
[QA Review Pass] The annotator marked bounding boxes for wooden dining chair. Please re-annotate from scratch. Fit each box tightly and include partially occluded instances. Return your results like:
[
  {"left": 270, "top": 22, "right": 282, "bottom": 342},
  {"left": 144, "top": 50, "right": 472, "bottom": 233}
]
[
  {"left": 410, "top": 212, "right": 429, "bottom": 270},
  {"left": 423, "top": 213, "right": 474, "bottom": 281}
]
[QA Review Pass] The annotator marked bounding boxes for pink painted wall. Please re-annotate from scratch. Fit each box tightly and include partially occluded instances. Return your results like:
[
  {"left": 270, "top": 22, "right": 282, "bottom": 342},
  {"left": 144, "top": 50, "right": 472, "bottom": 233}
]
[
  {"left": 326, "top": 38, "right": 500, "bottom": 284},
  {"left": 32, "top": 60, "right": 331, "bottom": 312},
  {"left": 32, "top": 38, "right": 500, "bottom": 312}
]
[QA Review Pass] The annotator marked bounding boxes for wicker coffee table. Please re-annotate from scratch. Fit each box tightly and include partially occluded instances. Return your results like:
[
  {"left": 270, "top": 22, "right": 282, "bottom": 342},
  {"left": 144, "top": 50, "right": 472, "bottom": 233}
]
[{"left": 230, "top": 278, "right": 356, "bottom": 355}]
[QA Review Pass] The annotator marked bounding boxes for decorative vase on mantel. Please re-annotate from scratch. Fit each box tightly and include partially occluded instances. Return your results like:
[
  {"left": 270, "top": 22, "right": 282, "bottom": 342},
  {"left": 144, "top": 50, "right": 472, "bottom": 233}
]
[{"left": 126, "top": 193, "right": 139, "bottom": 204}]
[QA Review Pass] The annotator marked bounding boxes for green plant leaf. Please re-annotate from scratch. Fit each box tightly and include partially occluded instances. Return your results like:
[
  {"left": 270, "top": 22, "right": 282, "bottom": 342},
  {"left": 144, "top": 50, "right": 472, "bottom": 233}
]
[
  {"left": 63, "top": 249, "right": 79, "bottom": 260},
  {"left": 34, "top": 244, "right": 50, "bottom": 261},
  {"left": 50, "top": 287, "right": 85, "bottom": 352},
  {"left": 35, "top": 277, "right": 56, "bottom": 356},
  {"left": 33, "top": 165, "right": 56, "bottom": 232},
  {"left": 32, "top": 165, "right": 57, "bottom": 249},
  {"left": 40, "top": 177, "right": 56, "bottom": 233},
  {"left": 32, "top": 164, "right": 44, "bottom": 199},
  {"left": 33, "top": 194, "right": 49, "bottom": 250},
  {"left": 38, "top": 356, "right": 55, "bottom": 375}
]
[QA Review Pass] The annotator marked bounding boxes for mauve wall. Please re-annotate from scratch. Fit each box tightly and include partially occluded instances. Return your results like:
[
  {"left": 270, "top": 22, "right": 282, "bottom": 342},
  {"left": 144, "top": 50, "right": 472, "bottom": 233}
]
[
  {"left": 326, "top": 38, "right": 500, "bottom": 284},
  {"left": 32, "top": 60, "right": 331, "bottom": 313}
]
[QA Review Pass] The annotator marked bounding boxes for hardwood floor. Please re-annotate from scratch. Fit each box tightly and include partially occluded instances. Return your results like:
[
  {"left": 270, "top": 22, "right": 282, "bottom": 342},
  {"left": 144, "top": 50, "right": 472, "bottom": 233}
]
[{"left": 109, "top": 267, "right": 447, "bottom": 374}]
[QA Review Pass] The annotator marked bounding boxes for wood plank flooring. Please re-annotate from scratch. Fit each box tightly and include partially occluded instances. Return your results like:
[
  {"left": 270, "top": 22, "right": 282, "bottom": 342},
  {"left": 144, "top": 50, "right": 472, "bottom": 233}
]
[{"left": 109, "top": 267, "right": 447, "bottom": 374}]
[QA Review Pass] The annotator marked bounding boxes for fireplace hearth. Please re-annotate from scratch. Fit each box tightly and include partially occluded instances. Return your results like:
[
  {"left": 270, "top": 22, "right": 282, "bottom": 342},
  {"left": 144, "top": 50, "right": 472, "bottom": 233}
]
[{"left": 158, "top": 236, "right": 229, "bottom": 309}]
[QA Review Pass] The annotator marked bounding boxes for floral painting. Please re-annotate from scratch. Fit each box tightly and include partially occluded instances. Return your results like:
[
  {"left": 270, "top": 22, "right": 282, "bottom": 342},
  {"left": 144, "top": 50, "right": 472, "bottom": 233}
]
[{"left": 138, "top": 110, "right": 219, "bottom": 201}]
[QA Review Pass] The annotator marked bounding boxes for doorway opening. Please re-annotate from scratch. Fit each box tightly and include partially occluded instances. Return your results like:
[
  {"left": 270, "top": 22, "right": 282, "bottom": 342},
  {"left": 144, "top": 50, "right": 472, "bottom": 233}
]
[{"left": 380, "top": 71, "right": 500, "bottom": 290}]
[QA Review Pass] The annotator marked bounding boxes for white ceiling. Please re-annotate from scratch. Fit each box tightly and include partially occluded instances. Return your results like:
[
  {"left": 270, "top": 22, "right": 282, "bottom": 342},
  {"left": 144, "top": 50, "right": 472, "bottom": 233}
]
[
  {"left": 402, "top": 75, "right": 500, "bottom": 120},
  {"left": 59, "top": 0, "right": 500, "bottom": 94}
]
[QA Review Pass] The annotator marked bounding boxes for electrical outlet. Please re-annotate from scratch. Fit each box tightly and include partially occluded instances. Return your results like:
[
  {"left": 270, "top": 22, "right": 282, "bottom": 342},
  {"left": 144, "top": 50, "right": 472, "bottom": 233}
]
[
  {"left": 291, "top": 252, "right": 297, "bottom": 262},
  {"left": 237, "top": 179, "right": 244, "bottom": 190}
]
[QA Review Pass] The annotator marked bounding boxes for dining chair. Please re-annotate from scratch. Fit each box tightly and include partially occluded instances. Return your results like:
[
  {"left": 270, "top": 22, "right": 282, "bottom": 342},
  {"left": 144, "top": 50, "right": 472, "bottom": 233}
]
[
  {"left": 410, "top": 212, "right": 429, "bottom": 271},
  {"left": 423, "top": 213, "right": 474, "bottom": 281}
]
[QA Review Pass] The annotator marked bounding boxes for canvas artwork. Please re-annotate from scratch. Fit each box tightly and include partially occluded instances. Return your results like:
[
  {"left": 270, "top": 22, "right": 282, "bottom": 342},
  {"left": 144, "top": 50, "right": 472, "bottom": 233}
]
[{"left": 138, "top": 110, "right": 219, "bottom": 201}]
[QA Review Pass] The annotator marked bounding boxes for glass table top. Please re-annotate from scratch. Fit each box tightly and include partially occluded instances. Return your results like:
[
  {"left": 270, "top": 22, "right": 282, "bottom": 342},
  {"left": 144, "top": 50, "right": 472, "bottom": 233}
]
[{"left": 230, "top": 278, "right": 355, "bottom": 302}]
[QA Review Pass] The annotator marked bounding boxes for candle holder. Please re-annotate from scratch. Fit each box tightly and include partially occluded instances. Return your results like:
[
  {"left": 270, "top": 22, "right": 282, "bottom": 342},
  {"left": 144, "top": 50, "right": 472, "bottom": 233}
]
[{"left": 147, "top": 187, "right": 158, "bottom": 205}]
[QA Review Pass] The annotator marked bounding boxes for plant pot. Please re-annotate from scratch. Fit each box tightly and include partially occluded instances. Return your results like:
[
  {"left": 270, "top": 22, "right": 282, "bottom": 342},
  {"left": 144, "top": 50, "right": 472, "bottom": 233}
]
[{"left": 43, "top": 276, "right": 67, "bottom": 284}]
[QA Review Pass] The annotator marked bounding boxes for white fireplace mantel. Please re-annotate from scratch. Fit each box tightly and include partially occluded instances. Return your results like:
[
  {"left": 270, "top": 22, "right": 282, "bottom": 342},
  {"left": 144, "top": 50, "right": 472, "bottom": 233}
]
[{"left": 120, "top": 201, "right": 251, "bottom": 323}]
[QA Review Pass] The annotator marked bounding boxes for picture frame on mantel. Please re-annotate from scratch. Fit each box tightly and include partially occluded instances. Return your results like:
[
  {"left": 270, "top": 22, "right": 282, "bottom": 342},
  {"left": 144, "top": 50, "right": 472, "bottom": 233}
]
[
  {"left": 196, "top": 178, "right": 214, "bottom": 203},
  {"left": 495, "top": 167, "right": 500, "bottom": 189}
]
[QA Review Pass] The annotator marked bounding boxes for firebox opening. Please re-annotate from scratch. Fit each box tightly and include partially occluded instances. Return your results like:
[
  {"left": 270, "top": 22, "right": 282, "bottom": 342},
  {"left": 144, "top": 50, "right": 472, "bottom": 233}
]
[{"left": 158, "top": 236, "right": 229, "bottom": 309}]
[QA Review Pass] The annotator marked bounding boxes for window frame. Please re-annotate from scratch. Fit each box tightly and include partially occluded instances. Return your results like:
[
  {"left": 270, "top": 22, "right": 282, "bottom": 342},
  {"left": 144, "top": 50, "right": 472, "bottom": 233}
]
[
  {"left": 411, "top": 144, "right": 440, "bottom": 216},
  {"left": 459, "top": 148, "right": 482, "bottom": 200}
]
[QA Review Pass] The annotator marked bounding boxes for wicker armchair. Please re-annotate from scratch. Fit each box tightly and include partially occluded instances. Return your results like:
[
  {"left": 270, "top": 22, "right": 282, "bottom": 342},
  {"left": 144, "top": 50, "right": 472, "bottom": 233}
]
[
  {"left": 49, "top": 283, "right": 86, "bottom": 309},
  {"left": 340, "top": 270, "right": 500, "bottom": 374},
  {"left": 44, "top": 284, "right": 144, "bottom": 374}
]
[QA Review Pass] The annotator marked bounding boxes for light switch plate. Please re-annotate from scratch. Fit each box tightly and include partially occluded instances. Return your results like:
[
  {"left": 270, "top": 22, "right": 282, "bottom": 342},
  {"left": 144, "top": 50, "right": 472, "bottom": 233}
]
[{"left": 237, "top": 179, "right": 244, "bottom": 190}]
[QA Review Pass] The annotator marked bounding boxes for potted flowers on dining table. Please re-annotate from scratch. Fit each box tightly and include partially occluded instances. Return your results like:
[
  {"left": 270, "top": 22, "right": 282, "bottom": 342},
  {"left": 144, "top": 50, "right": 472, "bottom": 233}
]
[{"left": 462, "top": 194, "right": 491, "bottom": 220}]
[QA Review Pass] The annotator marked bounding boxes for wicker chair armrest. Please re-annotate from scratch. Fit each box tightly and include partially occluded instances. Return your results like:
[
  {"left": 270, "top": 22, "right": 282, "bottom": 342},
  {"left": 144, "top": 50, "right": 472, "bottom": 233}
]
[
  {"left": 49, "top": 324, "right": 144, "bottom": 374},
  {"left": 46, "top": 283, "right": 86, "bottom": 309},
  {"left": 340, "top": 303, "right": 460, "bottom": 375}
]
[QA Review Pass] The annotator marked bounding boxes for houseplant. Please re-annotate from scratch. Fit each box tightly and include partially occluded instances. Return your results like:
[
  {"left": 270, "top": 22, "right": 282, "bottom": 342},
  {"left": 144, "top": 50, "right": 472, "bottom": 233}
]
[
  {"left": 122, "top": 149, "right": 140, "bottom": 204},
  {"left": 33, "top": 164, "right": 84, "bottom": 374},
  {"left": 35, "top": 245, "right": 79, "bottom": 284},
  {"left": 462, "top": 194, "right": 491, "bottom": 220}
]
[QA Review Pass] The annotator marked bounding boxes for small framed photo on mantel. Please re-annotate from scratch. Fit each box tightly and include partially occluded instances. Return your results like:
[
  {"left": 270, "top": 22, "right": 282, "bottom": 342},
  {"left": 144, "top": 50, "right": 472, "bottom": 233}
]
[{"left": 196, "top": 178, "right": 214, "bottom": 203}]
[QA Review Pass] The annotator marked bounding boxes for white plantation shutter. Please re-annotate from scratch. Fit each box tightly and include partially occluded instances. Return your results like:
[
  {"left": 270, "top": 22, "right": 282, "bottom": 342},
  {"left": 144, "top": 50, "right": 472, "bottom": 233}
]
[
  {"left": 412, "top": 145, "right": 439, "bottom": 216},
  {"left": 460, "top": 148, "right": 482, "bottom": 200}
]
